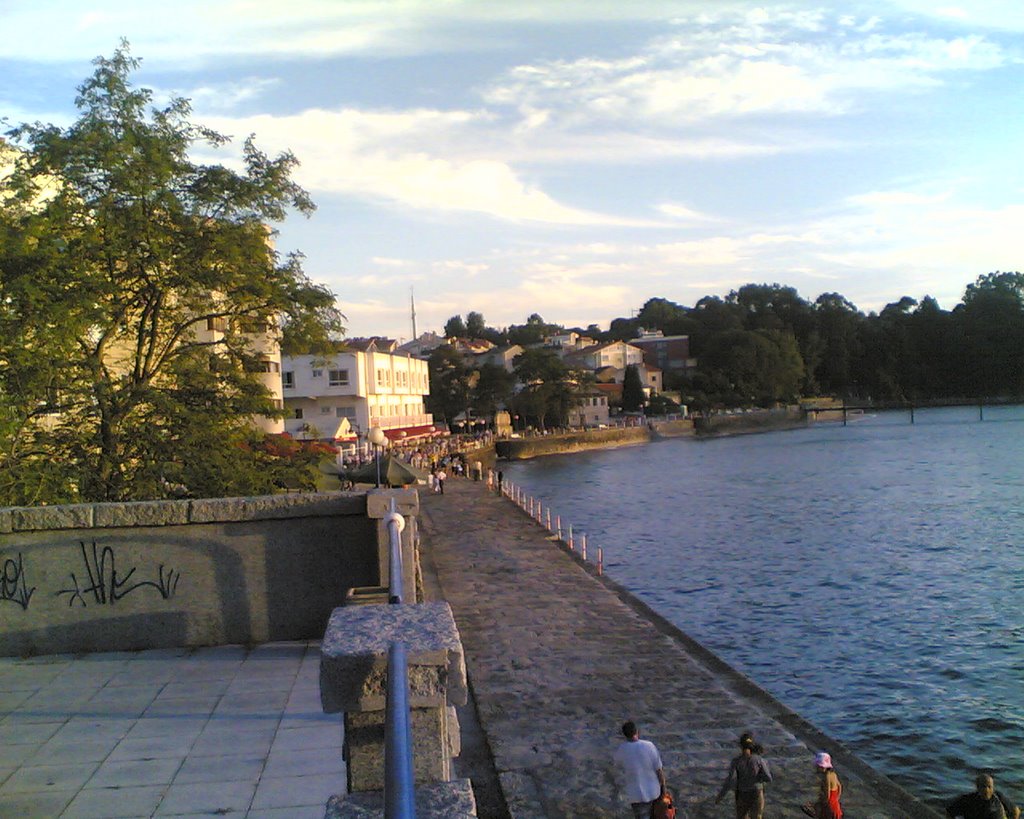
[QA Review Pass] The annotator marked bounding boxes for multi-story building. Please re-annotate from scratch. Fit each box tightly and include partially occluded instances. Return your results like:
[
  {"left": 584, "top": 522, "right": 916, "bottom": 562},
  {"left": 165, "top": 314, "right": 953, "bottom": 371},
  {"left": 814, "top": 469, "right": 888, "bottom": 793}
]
[
  {"left": 189, "top": 314, "right": 285, "bottom": 434},
  {"left": 565, "top": 340, "right": 646, "bottom": 371},
  {"left": 566, "top": 340, "right": 662, "bottom": 403},
  {"left": 568, "top": 391, "right": 610, "bottom": 427},
  {"left": 474, "top": 344, "right": 524, "bottom": 373},
  {"left": 630, "top": 330, "right": 697, "bottom": 378},
  {"left": 281, "top": 349, "right": 432, "bottom": 453}
]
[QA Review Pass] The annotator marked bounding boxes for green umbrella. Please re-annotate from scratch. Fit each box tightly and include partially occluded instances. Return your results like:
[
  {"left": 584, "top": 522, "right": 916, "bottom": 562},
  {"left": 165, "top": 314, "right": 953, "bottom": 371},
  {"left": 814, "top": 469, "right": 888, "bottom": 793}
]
[{"left": 345, "top": 455, "right": 430, "bottom": 487}]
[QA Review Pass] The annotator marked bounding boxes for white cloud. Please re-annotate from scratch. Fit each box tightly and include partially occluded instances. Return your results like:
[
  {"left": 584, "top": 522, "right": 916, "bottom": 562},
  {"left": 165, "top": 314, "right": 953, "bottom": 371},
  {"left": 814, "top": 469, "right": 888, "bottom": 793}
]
[
  {"left": 483, "top": 11, "right": 1011, "bottom": 126},
  {"left": 199, "top": 107, "right": 661, "bottom": 225},
  {"left": 657, "top": 202, "right": 717, "bottom": 221}
]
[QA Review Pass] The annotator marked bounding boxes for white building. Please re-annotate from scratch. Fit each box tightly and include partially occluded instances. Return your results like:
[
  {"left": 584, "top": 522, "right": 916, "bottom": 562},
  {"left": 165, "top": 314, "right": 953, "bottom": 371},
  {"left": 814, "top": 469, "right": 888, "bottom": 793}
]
[
  {"left": 566, "top": 340, "right": 645, "bottom": 370},
  {"left": 190, "top": 315, "right": 285, "bottom": 434},
  {"left": 281, "top": 350, "right": 433, "bottom": 452}
]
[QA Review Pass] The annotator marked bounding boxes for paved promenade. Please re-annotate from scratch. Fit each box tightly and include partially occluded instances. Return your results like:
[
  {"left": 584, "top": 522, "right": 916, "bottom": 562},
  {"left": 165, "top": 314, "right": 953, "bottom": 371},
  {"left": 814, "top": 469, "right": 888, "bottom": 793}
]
[
  {"left": 418, "top": 479, "right": 942, "bottom": 819},
  {"left": 0, "top": 641, "right": 342, "bottom": 817}
]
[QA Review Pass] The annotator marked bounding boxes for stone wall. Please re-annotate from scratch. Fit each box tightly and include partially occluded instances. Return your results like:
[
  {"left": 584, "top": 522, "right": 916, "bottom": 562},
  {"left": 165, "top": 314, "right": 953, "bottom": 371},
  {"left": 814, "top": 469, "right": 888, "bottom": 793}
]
[
  {"left": 495, "top": 427, "right": 650, "bottom": 460},
  {"left": 0, "top": 491, "right": 381, "bottom": 657},
  {"left": 694, "top": 406, "right": 807, "bottom": 436}
]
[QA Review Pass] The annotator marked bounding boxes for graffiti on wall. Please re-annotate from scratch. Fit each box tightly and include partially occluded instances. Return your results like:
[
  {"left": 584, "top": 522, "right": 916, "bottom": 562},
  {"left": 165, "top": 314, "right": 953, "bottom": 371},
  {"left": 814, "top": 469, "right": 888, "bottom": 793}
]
[
  {"left": 0, "top": 541, "right": 181, "bottom": 611},
  {"left": 56, "top": 541, "right": 181, "bottom": 608},
  {"left": 1, "top": 553, "right": 36, "bottom": 611}
]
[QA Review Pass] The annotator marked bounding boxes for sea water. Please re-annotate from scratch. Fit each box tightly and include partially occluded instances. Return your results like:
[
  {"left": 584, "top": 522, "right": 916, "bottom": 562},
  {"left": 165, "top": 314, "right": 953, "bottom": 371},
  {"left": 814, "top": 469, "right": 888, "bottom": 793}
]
[{"left": 501, "top": 406, "right": 1024, "bottom": 806}]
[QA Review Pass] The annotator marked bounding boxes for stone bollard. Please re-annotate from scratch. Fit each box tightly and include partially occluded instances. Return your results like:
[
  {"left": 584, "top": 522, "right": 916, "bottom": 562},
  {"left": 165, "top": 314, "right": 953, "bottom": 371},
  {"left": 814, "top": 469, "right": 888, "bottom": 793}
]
[{"left": 319, "top": 602, "right": 474, "bottom": 816}]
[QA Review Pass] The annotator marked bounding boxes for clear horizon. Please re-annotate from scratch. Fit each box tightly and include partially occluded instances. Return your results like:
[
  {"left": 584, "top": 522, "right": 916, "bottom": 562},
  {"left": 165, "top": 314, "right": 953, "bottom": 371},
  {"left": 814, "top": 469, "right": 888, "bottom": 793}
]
[{"left": 3, "top": 1, "right": 1022, "bottom": 341}]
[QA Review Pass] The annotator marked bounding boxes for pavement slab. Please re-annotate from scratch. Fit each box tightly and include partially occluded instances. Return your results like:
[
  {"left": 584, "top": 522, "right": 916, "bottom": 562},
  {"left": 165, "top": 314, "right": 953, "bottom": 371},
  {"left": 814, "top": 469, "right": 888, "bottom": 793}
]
[{"left": 0, "top": 640, "right": 345, "bottom": 818}]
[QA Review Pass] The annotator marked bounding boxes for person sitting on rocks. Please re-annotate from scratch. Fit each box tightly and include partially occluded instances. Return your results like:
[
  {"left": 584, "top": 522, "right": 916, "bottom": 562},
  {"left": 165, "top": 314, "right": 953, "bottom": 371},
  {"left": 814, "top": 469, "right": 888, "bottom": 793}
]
[{"left": 946, "top": 774, "right": 1020, "bottom": 819}]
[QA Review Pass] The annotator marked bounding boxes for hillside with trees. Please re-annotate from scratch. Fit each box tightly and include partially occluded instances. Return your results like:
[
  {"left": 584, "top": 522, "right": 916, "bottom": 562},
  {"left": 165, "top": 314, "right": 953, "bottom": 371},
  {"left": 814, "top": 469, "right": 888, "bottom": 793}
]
[{"left": 434, "top": 273, "right": 1024, "bottom": 424}]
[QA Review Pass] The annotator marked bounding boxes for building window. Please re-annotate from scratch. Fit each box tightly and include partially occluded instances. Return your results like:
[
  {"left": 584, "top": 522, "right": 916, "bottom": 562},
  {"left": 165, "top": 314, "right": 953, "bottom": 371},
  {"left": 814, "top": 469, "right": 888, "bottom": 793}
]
[
  {"left": 206, "top": 317, "right": 227, "bottom": 332},
  {"left": 294, "top": 408, "right": 303, "bottom": 419},
  {"left": 320, "top": 406, "right": 332, "bottom": 415},
  {"left": 312, "top": 368, "right": 323, "bottom": 378},
  {"left": 329, "top": 369, "right": 349, "bottom": 386},
  {"left": 336, "top": 407, "right": 355, "bottom": 419},
  {"left": 252, "top": 359, "right": 279, "bottom": 373},
  {"left": 283, "top": 371, "right": 294, "bottom": 388}
]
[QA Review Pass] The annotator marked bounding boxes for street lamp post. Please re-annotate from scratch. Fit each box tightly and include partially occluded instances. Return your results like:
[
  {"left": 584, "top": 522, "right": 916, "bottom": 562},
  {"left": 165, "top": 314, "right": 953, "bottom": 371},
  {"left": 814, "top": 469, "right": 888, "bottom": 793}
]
[{"left": 367, "top": 426, "right": 386, "bottom": 488}]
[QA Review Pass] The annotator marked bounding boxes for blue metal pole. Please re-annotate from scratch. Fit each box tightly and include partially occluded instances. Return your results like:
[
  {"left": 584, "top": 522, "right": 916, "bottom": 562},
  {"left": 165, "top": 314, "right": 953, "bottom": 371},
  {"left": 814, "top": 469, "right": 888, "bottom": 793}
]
[{"left": 385, "top": 641, "right": 416, "bottom": 819}]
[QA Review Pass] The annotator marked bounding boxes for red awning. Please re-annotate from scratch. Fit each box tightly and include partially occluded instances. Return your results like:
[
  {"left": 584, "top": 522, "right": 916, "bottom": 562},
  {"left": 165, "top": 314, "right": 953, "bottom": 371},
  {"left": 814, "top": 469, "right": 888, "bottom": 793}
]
[{"left": 382, "top": 424, "right": 438, "bottom": 442}]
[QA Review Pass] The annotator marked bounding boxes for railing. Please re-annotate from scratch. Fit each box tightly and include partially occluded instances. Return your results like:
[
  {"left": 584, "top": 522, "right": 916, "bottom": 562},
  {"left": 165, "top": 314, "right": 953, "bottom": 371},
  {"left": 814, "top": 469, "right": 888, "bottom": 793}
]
[
  {"left": 384, "top": 502, "right": 415, "bottom": 816},
  {"left": 500, "top": 480, "right": 605, "bottom": 575},
  {"left": 385, "top": 499, "right": 406, "bottom": 604},
  {"left": 385, "top": 641, "right": 416, "bottom": 819}
]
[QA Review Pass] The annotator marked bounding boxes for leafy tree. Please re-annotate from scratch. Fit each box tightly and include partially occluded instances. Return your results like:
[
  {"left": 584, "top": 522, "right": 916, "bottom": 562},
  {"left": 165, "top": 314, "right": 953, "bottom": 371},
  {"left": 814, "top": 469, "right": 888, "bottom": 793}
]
[
  {"left": 473, "top": 363, "right": 514, "bottom": 418},
  {"left": 812, "top": 293, "right": 864, "bottom": 397},
  {"left": 426, "top": 345, "right": 474, "bottom": 425},
  {"left": 465, "top": 311, "right": 487, "bottom": 339},
  {"left": 443, "top": 314, "right": 467, "bottom": 338},
  {"left": 512, "top": 347, "right": 578, "bottom": 429},
  {"left": 507, "top": 313, "right": 561, "bottom": 346},
  {"left": 635, "top": 297, "right": 694, "bottom": 336},
  {"left": 621, "top": 364, "right": 645, "bottom": 412},
  {"left": 0, "top": 44, "right": 342, "bottom": 504},
  {"left": 955, "top": 271, "right": 1024, "bottom": 397},
  {"left": 698, "top": 329, "right": 804, "bottom": 405}
]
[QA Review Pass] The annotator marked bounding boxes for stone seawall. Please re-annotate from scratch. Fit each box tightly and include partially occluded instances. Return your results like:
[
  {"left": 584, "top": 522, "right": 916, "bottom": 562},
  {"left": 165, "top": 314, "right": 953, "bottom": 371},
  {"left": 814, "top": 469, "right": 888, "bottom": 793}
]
[
  {"left": 0, "top": 491, "right": 382, "bottom": 657},
  {"left": 695, "top": 406, "right": 808, "bottom": 436},
  {"left": 495, "top": 427, "right": 650, "bottom": 460}
]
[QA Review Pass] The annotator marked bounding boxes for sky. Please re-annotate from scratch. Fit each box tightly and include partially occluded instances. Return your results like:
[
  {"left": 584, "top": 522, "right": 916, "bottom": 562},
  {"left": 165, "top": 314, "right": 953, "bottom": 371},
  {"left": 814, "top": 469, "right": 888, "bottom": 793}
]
[{"left": 2, "top": 1, "right": 1023, "bottom": 342}]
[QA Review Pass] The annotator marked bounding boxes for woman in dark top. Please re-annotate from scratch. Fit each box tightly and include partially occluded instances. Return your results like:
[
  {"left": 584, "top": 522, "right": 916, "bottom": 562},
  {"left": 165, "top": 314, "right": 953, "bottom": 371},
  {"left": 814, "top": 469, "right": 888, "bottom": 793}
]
[{"left": 715, "top": 732, "right": 772, "bottom": 819}]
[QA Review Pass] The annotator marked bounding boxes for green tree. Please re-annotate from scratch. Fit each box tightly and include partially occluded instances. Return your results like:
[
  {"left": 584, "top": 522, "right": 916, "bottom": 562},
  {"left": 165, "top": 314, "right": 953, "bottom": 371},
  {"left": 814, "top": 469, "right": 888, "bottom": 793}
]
[
  {"left": 426, "top": 345, "right": 474, "bottom": 426},
  {"left": 473, "top": 363, "right": 514, "bottom": 419},
  {"left": 621, "top": 364, "right": 645, "bottom": 412},
  {"left": 698, "top": 329, "right": 804, "bottom": 405},
  {"left": 0, "top": 44, "right": 342, "bottom": 504},
  {"left": 507, "top": 313, "right": 559, "bottom": 346},
  {"left": 443, "top": 314, "right": 467, "bottom": 338},
  {"left": 512, "top": 347, "right": 578, "bottom": 429},
  {"left": 812, "top": 293, "right": 864, "bottom": 397},
  {"left": 465, "top": 311, "right": 487, "bottom": 339},
  {"left": 955, "top": 271, "right": 1024, "bottom": 397}
]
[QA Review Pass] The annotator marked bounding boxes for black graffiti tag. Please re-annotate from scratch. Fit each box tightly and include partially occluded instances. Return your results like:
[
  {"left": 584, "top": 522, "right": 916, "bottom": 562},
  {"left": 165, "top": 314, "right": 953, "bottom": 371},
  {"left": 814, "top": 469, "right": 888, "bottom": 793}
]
[
  {"left": 56, "top": 541, "right": 181, "bottom": 608},
  {"left": 0, "top": 552, "right": 36, "bottom": 610}
]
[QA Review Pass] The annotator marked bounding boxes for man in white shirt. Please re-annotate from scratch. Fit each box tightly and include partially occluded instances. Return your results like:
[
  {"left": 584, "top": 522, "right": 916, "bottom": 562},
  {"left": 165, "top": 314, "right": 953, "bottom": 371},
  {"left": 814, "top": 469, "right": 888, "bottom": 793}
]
[{"left": 613, "top": 720, "right": 667, "bottom": 818}]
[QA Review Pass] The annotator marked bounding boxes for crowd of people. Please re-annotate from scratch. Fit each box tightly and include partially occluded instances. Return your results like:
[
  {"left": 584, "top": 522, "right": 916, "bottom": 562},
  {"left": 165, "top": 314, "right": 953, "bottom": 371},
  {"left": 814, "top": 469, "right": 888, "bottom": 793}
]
[{"left": 615, "top": 722, "right": 1019, "bottom": 819}]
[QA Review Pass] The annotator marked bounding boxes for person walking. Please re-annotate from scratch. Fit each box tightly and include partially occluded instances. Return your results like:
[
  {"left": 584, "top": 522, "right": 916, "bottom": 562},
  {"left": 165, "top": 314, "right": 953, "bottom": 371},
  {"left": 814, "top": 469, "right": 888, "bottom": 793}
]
[
  {"left": 613, "top": 720, "right": 667, "bottom": 819},
  {"left": 715, "top": 732, "right": 772, "bottom": 819},
  {"left": 497, "top": 470, "right": 503, "bottom": 495},
  {"left": 802, "top": 751, "right": 842, "bottom": 819},
  {"left": 435, "top": 467, "right": 446, "bottom": 495},
  {"left": 946, "top": 774, "right": 1020, "bottom": 819}
]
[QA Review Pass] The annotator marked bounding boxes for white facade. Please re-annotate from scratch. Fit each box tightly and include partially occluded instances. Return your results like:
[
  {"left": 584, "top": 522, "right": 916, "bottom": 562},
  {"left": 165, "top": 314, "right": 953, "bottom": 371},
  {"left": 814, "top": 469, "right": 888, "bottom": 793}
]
[
  {"left": 190, "top": 316, "right": 285, "bottom": 434},
  {"left": 572, "top": 341, "right": 645, "bottom": 370},
  {"left": 569, "top": 393, "right": 610, "bottom": 427},
  {"left": 281, "top": 351, "right": 432, "bottom": 444}
]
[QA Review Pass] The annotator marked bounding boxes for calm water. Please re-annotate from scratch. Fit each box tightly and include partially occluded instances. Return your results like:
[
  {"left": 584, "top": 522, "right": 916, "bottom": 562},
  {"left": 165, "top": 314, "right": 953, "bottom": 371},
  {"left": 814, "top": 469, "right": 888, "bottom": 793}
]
[{"left": 501, "top": 406, "right": 1024, "bottom": 806}]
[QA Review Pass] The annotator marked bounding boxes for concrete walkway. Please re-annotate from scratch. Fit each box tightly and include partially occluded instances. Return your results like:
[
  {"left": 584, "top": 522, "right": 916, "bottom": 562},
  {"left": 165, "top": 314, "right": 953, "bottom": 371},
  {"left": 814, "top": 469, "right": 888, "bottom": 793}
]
[
  {"left": 0, "top": 641, "right": 343, "bottom": 818},
  {"left": 418, "top": 479, "right": 941, "bottom": 819}
]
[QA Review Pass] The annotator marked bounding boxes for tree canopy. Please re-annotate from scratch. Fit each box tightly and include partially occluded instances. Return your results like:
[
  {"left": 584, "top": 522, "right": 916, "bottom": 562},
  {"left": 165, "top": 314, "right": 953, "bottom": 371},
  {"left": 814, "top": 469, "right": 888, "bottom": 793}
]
[{"left": 0, "top": 44, "right": 343, "bottom": 505}]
